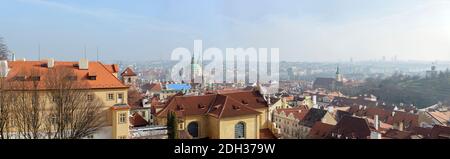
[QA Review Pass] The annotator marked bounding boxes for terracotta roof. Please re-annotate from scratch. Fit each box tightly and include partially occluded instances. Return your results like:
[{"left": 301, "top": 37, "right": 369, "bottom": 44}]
[
  {"left": 103, "top": 64, "right": 119, "bottom": 73},
  {"left": 142, "top": 83, "right": 162, "bottom": 92},
  {"left": 218, "top": 90, "right": 268, "bottom": 109},
  {"left": 260, "top": 129, "right": 277, "bottom": 139},
  {"left": 383, "top": 129, "right": 412, "bottom": 139},
  {"left": 275, "top": 107, "right": 309, "bottom": 121},
  {"left": 5, "top": 61, "right": 127, "bottom": 90},
  {"left": 130, "top": 113, "right": 149, "bottom": 127},
  {"left": 390, "top": 111, "right": 419, "bottom": 130},
  {"left": 308, "top": 122, "right": 334, "bottom": 139},
  {"left": 428, "top": 111, "right": 450, "bottom": 125},
  {"left": 331, "top": 115, "right": 371, "bottom": 139},
  {"left": 207, "top": 94, "right": 261, "bottom": 118},
  {"left": 121, "top": 67, "right": 137, "bottom": 76},
  {"left": 157, "top": 90, "right": 267, "bottom": 119},
  {"left": 429, "top": 125, "right": 450, "bottom": 139}
]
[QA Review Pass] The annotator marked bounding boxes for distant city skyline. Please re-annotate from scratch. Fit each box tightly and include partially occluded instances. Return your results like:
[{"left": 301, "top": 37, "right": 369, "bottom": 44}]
[{"left": 1, "top": 0, "right": 450, "bottom": 62}]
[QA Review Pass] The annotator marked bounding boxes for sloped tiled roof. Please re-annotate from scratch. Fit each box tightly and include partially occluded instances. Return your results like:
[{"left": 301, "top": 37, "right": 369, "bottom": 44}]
[
  {"left": 130, "top": 113, "right": 149, "bottom": 127},
  {"left": 275, "top": 107, "right": 309, "bottom": 121},
  {"left": 331, "top": 115, "right": 371, "bottom": 139},
  {"left": 5, "top": 61, "right": 127, "bottom": 90},
  {"left": 156, "top": 90, "right": 266, "bottom": 119},
  {"left": 121, "top": 67, "right": 137, "bottom": 76},
  {"left": 308, "top": 122, "right": 334, "bottom": 139}
]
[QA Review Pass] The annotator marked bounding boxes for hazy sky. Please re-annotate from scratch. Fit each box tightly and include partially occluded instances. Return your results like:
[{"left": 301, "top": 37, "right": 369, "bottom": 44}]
[{"left": 1, "top": 0, "right": 450, "bottom": 62}]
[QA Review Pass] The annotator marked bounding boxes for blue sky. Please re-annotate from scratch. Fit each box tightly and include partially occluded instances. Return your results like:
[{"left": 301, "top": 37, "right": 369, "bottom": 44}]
[{"left": 1, "top": 0, "right": 450, "bottom": 62}]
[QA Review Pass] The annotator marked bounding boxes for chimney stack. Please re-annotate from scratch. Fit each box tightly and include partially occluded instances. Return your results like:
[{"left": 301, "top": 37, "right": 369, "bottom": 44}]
[
  {"left": 79, "top": 58, "right": 89, "bottom": 70},
  {"left": 374, "top": 115, "right": 379, "bottom": 130},
  {"left": 47, "top": 58, "right": 55, "bottom": 68}
]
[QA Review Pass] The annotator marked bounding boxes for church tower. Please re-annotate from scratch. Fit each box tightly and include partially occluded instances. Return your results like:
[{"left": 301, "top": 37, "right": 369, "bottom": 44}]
[{"left": 336, "top": 66, "right": 343, "bottom": 82}]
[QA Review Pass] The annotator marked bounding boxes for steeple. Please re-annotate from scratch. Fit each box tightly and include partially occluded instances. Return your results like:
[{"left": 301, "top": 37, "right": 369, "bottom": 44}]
[{"left": 336, "top": 66, "right": 343, "bottom": 82}]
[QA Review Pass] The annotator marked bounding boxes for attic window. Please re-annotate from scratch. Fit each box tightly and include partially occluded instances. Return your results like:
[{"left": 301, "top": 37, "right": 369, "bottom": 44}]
[
  {"left": 241, "top": 100, "right": 248, "bottom": 105},
  {"left": 88, "top": 72, "right": 97, "bottom": 80},
  {"left": 66, "top": 75, "right": 77, "bottom": 81},
  {"left": 73, "top": 64, "right": 79, "bottom": 67},
  {"left": 14, "top": 75, "right": 26, "bottom": 81},
  {"left": 213, "top": 105, "right": 221, "bottom": 110},
  {"left": 31, "top": 76, "right": 40, "bottom": 81},
  {"left": 232, "top": 105, "right": 241, "bottom": 110}
]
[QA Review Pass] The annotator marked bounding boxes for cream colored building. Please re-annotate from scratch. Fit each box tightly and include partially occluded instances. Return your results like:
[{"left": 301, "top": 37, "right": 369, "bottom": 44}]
[
  {"left": 155, "top": 90, "right": 274, "bottom": 139},
  {"left": 1, "top": 59, "right": 130, "bottom": 139}
]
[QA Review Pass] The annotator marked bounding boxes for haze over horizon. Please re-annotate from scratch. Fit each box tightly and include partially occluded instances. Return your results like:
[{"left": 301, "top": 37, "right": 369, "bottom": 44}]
[{"left": 1, "top": 0, "right": 450, "bottom": 62}]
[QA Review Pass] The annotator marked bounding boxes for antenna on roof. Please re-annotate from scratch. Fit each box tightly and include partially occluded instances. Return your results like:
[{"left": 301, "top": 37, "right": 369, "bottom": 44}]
[
  {"left": 96, "top": 47, "right": 99, "bottom": 62},
  {"left": 84, "top": 44, "right": 87, "bottom": 59}
]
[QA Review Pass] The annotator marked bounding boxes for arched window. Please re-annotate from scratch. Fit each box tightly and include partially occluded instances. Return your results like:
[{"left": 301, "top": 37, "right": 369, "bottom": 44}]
[
  {"left": 235, "top": 122, "right": 246, "bottom": 139},
  {"left": 187, "top": 122, "right": 199, "bottom": 138}
]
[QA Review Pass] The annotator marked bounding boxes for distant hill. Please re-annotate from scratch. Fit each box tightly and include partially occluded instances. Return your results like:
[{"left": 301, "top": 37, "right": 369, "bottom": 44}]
[{"left": 342, "top": 71, "right": 450, "bottom": 108}]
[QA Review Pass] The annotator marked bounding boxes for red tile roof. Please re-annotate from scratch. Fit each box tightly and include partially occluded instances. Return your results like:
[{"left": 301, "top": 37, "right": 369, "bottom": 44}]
[
  {"left": 260, "top": 129, "right": 277, "bottom": 139},
  {"left": 276, "top": 107, "right": 309, "bottom": 121},
  {"left": 142, "top": 83, "right": 162, "bottom": 92},
  {"left": 332, "top": 115, "right": 371, "bottom": 139},
  {"left": 308, "top": 122, "right": 335, "bottom": 139},
  {"left": 383, "top": 129, "right": 412, "bottom": 139},
  {"left": 130, "top": 113, "right": 149, "bottom": 127},
  {"left": 121, "top": 67, "right": 137, "bottom": 76},
  {"left": 103, "top": 64, "right": 119, "bottom": 73},
  {"left": 429, "top": 125, "right": 450, "bottom": 139},
  {"left": 157, "top": 90, "right": 267, "bottom": 119},
  {"left": 207, "top": 94, "right": 261, "bottom": 118},
  {"left": 5, "top": 61, "right": 127, "bottom": 90}
]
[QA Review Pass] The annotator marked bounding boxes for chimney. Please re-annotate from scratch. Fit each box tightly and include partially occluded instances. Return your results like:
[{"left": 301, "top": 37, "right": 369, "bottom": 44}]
[
  {"left": 79, "top": 58, "right": 89, "bottom": 70},
  {"left": 47, "top": 58, "right": 55, "bottom": 68},
  {"left": 374, "top": 115, "right": 379, "bottom": 130},
  {"left": 0, "top": 60, "right": 9, "bottom": 77}
]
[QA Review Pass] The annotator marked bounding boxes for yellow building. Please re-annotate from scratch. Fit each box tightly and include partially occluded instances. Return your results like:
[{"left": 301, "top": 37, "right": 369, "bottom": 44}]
[
  {"left": 1, "top": 59, "right": 130, "bottom": 139},
  {"left": 155, "top": 90, "right": 275, "bottom": 139}
]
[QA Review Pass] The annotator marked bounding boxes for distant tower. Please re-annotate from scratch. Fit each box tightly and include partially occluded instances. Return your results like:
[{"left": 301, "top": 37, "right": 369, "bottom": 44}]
[
  {"left": 11, "top": 51, "right": 16, "bottom": 61},
  {"left": 191, "top": 53, "right": 195, "bottom": 89},
  {"left": 336, "top": 66, "right": 343, "bottom": 82}
]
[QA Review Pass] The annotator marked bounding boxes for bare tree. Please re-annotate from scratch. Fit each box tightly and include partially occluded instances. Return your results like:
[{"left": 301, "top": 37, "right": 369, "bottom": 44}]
[
  {"left": 44, "top": 66, "right": 105, "bottom": 139},
  {"left": 0, "top": 37, "right": 8, "bottom": 60},
  {"left": 0, "top": 76, "right": 12, "bottom": 139},
  {"left": 9, "top": 67, "right": 46, "bottom": 139}
]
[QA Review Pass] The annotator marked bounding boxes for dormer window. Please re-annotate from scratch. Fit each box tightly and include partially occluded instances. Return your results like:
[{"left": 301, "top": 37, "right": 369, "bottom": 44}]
[
  {"left": 14, "top": 75, "right": 26, "bottom": 81},
  {"left": 31, "top": 76, "right": 40, "bottom": 81},
  {"left": 88, "top": 72, "right": 97, "bottom": 80}
]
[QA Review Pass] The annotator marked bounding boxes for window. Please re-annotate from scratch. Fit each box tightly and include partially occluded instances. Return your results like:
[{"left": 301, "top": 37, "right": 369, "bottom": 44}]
[
  {"left": 141, "top": 111, "right": 146, "bottom": 118},
  {"left": 235, "top": 122, "right": 246, "bottom": 139},
  {"left": 117, "top": 93, "right": 124, "bottom": 103},
  {"left": 119, "top": 113, "right": 127, "bottom": 124},
  {"left": 107, "top": 93, "right": 114, "bottom": 101},
  {"left": 187, "top": 122, "right": 199, "bottom": 138},
  {"left": 127, "top": 78, "right": 131, "bottom": 83},
  {"left": 87, "top": 94, "right": 94, "bottom": 101},
  {"left": 86, "top": 135, "right": 94, "bottom": 139}
]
